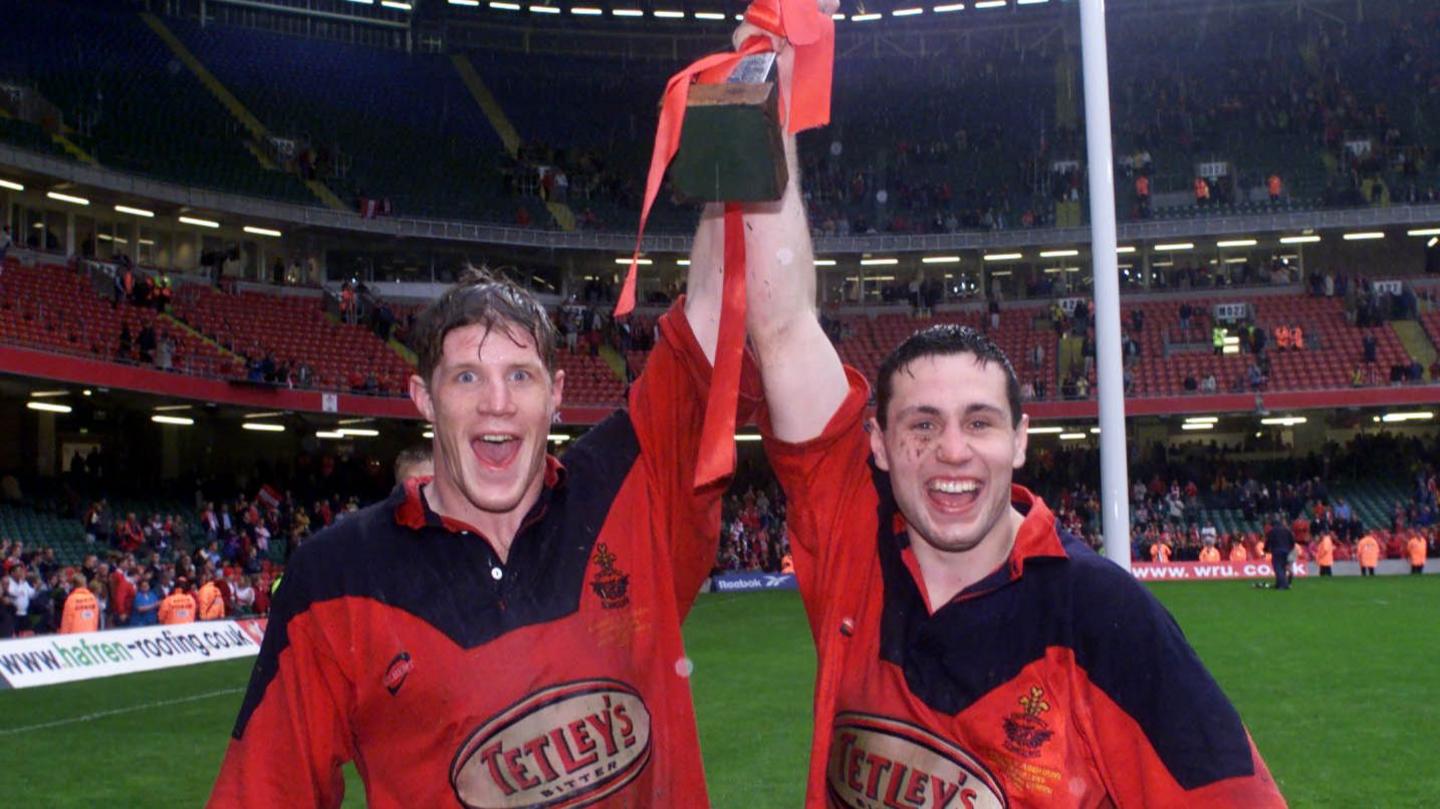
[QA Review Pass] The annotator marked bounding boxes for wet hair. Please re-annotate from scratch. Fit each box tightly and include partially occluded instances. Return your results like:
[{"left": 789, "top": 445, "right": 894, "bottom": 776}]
[
  {"left": 412, "top": 266, "right": 557, "bottom": 386},
  {"left": 875, "top": 324, "right": 1022, "bottom": 430}
]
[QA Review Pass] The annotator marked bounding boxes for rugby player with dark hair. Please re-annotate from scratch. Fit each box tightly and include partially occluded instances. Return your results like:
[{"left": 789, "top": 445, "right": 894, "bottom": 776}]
[
  {"left": 737, "top": 33, "right": 1285, "bottom": 807},
  {"left": 210, "top": 216, "right": 756, "bottom": 803}
]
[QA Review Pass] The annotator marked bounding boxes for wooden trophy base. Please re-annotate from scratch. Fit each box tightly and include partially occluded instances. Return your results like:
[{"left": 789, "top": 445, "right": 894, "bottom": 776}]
[{"left": 670, "top": 82, "right": 788, "bottom": 203}]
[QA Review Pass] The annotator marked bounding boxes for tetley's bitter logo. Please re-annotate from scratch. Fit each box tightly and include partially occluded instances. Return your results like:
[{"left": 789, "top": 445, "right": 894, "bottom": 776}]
[
  {"left": 450, "top": 679, "right": 651, "bottom": 808},
  {"left": 828, "top": 713, "right": 1006, "bottom": 809}
]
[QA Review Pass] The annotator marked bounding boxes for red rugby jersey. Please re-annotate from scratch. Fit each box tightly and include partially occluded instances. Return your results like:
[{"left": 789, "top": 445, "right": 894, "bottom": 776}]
[
  {"left": 209, "top": 301, "right": 755, "bottom": 808},
  {"left": 763, "top": 368, "right": 1285, "bottom": 808}
]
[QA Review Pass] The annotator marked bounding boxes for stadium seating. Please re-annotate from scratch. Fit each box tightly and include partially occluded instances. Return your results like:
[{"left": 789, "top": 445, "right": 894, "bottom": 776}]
[
  {"left": 0, "top": 261, "right": 238, "bottom": 376},
  {"left": 167, "top": 285, "right": 415, "bottom": 394},
  {"left": 0, "top": 0, "right": 314, "bottom": 203},
  {"left": 2, "top": 1, "right": 1436, "bottom": 229}
]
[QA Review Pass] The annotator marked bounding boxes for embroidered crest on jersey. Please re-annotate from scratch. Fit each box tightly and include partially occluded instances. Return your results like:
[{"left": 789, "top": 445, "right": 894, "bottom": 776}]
[
  {"left": 828, "top": 712, "right": 1007, "bottom": 809},
  {"left": 589, "top": 543, "right": 630, "bottom": 610},
  {"left": 383, "top": 651, "right": 413, "bottom": 696},
  {"left": 450, "top": 679, "right": 652, "bottom": 808},
  {"left": 1002, "top": 686, "right": 1054, "bottom": 759}
]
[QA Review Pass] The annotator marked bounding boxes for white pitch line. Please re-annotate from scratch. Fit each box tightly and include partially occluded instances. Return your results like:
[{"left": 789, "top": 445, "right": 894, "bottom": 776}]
[{"left": 0, "top": 687, "right": 243, "bottom": 736}]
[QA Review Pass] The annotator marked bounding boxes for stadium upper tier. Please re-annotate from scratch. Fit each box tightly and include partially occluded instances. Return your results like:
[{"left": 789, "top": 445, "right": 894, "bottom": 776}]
[
  {"left": 1, "top": 253, "right": 1432, "bottom": 410},
  {"left": 0, "top": 0, "right": 1436, "bottom": 233}
]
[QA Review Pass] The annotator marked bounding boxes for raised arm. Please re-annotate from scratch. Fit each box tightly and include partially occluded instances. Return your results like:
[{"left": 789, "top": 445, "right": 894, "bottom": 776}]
[
  {"left": 742, "top": 124, "right": 849, "bottom": 442},
  {"left": 682, "top": 204, "right": 726, "bottom": 366}
]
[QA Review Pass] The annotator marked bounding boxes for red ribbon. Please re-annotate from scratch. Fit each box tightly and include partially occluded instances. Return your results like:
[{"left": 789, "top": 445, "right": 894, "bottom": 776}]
[{"left": 617, "top": 0, "right": 833, "bottom": 489}]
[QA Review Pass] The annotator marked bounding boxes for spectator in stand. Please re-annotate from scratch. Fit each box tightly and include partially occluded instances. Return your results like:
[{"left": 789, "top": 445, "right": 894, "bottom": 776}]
[
  {"left": 109, "top": 565, "right": 136, "bottom": 627},
  {"left": 233, "top": 575, "right": 257, "bottom": 616},
  {"left": 2, "top": 563, "right": 36, "bottom": 637},
  {"left": 60, "top": 575, "right": 100, "bottom": 634},
  {"left": 393, "top": 444, "right": 434, "bottom": 485},
  {"left": 131, "top": 577, "right": 160, "bottom": 626}
]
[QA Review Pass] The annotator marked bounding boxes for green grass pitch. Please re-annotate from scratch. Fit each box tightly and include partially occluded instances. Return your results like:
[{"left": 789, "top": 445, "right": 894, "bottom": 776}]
[{"left": 3, "top": 577, "right": 1436, "bottom": 807}]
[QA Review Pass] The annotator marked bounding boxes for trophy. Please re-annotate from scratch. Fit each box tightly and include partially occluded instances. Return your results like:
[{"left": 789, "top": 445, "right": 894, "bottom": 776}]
[{"left": 669, "top": 52, "right": 789, "bottom": 203}]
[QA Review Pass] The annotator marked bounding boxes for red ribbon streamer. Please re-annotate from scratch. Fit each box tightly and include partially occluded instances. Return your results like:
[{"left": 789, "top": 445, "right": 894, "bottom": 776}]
[{"left": 617, "top": 0, "right": 833, "bottom": 489}]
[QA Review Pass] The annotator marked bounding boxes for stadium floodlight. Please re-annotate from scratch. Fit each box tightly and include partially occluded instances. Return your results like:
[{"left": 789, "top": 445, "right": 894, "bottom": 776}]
[
  {"left": 1155, "top": 242, "right": 1194, "bottom": 251},
  {"left": 831, "top": 13, "right": 846, "bottom": 19},
  {"left": 380, "top": 0, "right": 412, "bottom": 9},
  {"left": 676, "top": 259, "right": 691, "bottom": 266},
  {"left": 734, "top": 434, "right": 763, "bottom": 442},
  {"left": 27, "top": 402, "right": 73, "bottom": 414},
  {"left": 337, "top": 428, "right": 380, "bottom": 437},
  {"left": 448, "top": 0, "right": 481, "bottom": 6},
  {"left": 243, "top": 226, "right": 282, "bottom": 237},
  {"left": 489, "top": 1, "right": 521, "bottom": 9},
  {"left": 423, "top": 430, "right": 434, "bottom": 438},
  {"left": 316, "top": 431, "right": 347, "bottom": 439},
  {"left": 1181, "top": 423, "right": 1213, "bottom": 431},
  {"left": 1017, "top": 0, "right": 1048, "bottom": 4},
  {"left": 179, "top": 216, "right": 220, "bottom": 228},
  {"left": 570, "top": 6, "right": 602, "bottom": 13},
  {"left": 46, "top": 191, "right": 89, "bottom": 205},
  {"left": 1040, "top": 249, "right": 1079, "bottom": 258},
  {"left": 1279, "top": 234, "right": 1320, "bottom": 244},
  {"left": 337, "top": 417, "right": 375, "bottom": 425},
  {"left": 243, "top": 411, "right": 285, "bottom": 419},
  {"left": 0, "top": 178, "right": 23, "bottom": 191},
  {"left": 152, "top": 415, "right": 195, "bottom": 426},
  {"left": 530, "top": 4, "right": 561, "bottom": 11},
  {"left": 1430, "top": 237, "right": 1439, "bottom": 249},
  {"left": 860, "top": 258, "right": 898, "bottom": 266},
  {"left": 1116, "top": 246, "right": 1136, "bottom": 254},
  {"left": 922, "top": 256, "right": 961, "bottom": 264},
  {"left": 1381, "top": 412, "right": 1434, "bottom": 423},
  {"left": 153, "top": 404, "right": 193, "bottom": 412},
  {"left": 616, "top": 257, "right": 652, "bottom": 265},
  {"left": 933, "top": 3, "right": 965, "bottom": 11},
  {"left": 1216, "top": 239, "right": 1257, "bottom": 248},
  {"left": 974, "top": 0, "right": 1007, "bottom": 7},
  {"left": 242, "top": 423, "right": 286, "bottom": 433},
  {"left": 983, "top": 252, "right": 1022, "bottom": 261},
  {"left": 114, "top": 205, "right": 154, "bottom": 218},
  {"left": 893, "top": 7, "right": 924, "bottom": 16},
  {"left": 1343, "top": 231, "right": 1384, "bottom": 241},
  {"left": 1026, "top": 426, "right": 1063, "bottom": 434},
  {"left": 653, "top": 9, "right": 684, "bottom": 17},
  {"left": 29, "top": 390, "right": 69, "bottom": 398},
  {"left": 1260, "top": 416, "right": 1306, "bottom": 426},
  {"left": 612, "top": 8, "right": 644, "bottom": 15},
  {"left": 344, "top": 0, "right": 374, "bottom": 4},
  {"left": 1059, "top": 432, "right": 1086, "bottom": 440},
  {"left": 694, "top": 11, "right": 726, "bottom": 19},
  {"left": 851, "top": 12, "right": 882, "bottom": 21},
  {"left": 548, "top": 434, "right": 572, "bottom": 443},
  {"left": 1089, "top": 426, "right": 1101, "bottom": 434},
  {"left": 1406, "top": 227, "right": 1440, "bottom": 237},
  {"left": 814, "top": 259, "right": 837, "bottom": 266},
  {"left": 1184, "top": 416, "right": 1218, "bottom": 424}
]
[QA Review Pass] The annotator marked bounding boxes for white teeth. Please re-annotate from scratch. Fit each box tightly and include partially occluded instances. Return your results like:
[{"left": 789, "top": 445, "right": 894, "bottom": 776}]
[
  {"left": 480, "top": 435, "right": 514, "bottom": 443},
  {"left": 929, "top": 480, "right": 979, "bottom": 494}
]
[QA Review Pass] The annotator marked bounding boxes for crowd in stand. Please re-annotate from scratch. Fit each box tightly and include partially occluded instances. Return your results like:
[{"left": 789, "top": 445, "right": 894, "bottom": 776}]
[
  {"left": 715, "top": 482, "right": 790, "bottom": 575},
  {"left": 1026, "top": 431, "right": 1439, "bottom": 563}
]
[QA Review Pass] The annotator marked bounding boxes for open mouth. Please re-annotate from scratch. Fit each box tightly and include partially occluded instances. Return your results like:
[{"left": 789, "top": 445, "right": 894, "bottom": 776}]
[
  {"left": 471, "top": 434, "right": 521, "bottom": 470},
  {"left": 926, "top": 477, "right": 981, "bottom": 513}
]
